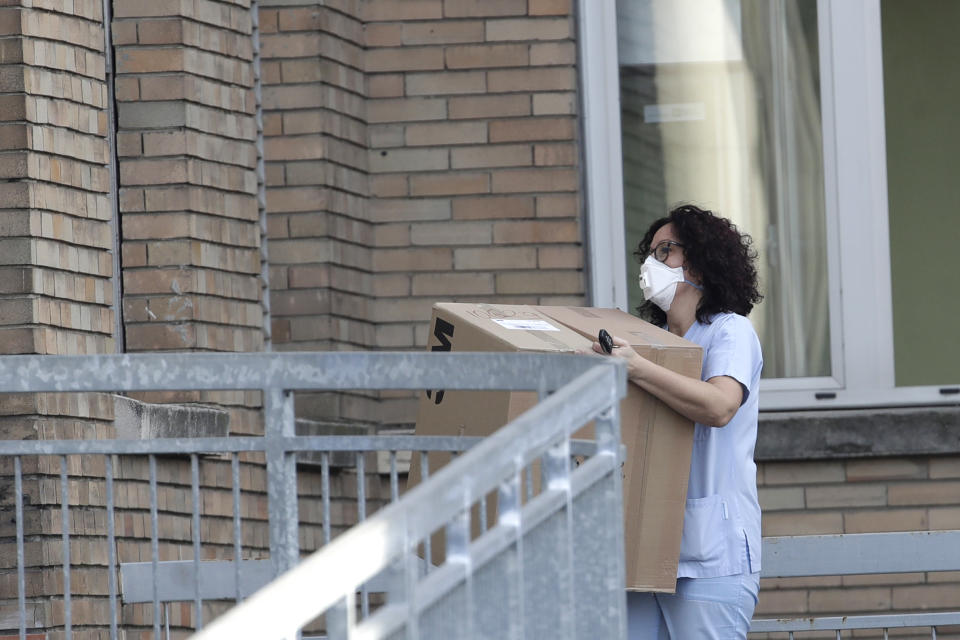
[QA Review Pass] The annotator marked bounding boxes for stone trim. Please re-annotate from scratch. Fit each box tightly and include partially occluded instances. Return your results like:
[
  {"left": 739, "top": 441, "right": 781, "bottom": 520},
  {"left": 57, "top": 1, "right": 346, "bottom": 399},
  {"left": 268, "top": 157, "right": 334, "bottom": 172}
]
[
  {"left": 113, "top": 394, "right": 229, "bottom": 440},
  {"left": 757, "top": 407, "right": 960, "bottom": 460}
]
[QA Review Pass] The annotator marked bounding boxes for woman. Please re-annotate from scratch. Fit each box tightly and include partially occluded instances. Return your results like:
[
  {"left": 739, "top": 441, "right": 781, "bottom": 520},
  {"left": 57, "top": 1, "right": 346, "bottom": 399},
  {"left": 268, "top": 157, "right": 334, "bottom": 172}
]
[{"left": 594, "top": 204, "right": 764, "bottom": 639}]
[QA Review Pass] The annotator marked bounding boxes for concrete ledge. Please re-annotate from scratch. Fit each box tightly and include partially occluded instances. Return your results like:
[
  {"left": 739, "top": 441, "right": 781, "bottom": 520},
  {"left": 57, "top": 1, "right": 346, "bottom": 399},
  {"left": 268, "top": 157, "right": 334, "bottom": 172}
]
[
  {"left": 113, "top": 395, "right": 229, "bottom": 440},
  {"left": 757, "top": 407, "right": 960, "bottom": 461}
]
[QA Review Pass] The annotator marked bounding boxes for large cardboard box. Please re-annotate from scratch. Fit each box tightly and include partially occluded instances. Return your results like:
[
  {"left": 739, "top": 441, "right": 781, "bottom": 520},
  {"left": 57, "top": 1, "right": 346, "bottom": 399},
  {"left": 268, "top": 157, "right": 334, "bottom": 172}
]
[
  {"left": 536, "top": 305, "right": 701, "bottom": 592},
  {"left": 411, "top": 303, "right": 701, "bottom": 592},
  {"left": 409, "top": 303, "right": 594, "bottom": 556},
  {"left": 413, "top": 302, "right": 592, "bottom": 438}
]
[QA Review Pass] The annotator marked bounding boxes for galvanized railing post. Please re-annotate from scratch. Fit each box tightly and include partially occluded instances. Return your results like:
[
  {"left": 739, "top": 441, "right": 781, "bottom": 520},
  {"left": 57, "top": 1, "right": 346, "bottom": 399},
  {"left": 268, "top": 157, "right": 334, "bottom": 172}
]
[
  {"left": 231, "top": 454, "right": 244, "bottom": 602},
  {"left": 191, "top": 454, "right": 203, "bottom": 629},
  {"left": 61, "top": 456, "right": 72, "bottom": 640},
  {"left": 499, "top": 467, "right": 524, "bottom": 640},
  {"left": 265, "top": 388, "right": 298, "bottom": 575},
  {"left": 445, "top": 490, "right": 473, "bottom": 640},
  {"left": 593, "top": 402, "right": 627, "bottom": 639},
  {"left": 545, "top": 436, "right": 576, "bottom": 640},
  {"left": 15, "top": 457, "right": 25, "bottom": 640},
  {"left": 149, "top": 455, "right": 161, "bottom": 640},
  {"left": 105, "top": 455, "right": 119, "bottom": 640}
]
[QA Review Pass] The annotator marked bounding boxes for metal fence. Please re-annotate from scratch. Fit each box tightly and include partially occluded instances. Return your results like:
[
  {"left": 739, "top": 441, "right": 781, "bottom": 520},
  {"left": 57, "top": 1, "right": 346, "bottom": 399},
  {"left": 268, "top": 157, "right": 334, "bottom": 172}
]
[
  {"left": 751, "top": 530, "right": 960, "bottom": 639},
  {"left": 189, "top": 353, "right": 629, "bottom": 640},
  {"left": 0, "top": 351, "right": 627, "bottom": 640}
]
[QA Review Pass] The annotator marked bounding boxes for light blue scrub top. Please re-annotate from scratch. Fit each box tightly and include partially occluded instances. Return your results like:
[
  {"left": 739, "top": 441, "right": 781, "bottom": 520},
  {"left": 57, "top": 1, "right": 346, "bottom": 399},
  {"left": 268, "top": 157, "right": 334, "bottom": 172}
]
[{"left": 677, "top": 313, "right": 763, "bottom": 578}]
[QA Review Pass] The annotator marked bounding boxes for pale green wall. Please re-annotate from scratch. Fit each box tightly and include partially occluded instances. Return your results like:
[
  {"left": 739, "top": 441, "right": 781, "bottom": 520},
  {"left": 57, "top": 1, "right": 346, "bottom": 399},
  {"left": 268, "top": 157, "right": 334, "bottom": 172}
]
[{"left": 882, "top": 0, "right": 960, "bottom": 386}]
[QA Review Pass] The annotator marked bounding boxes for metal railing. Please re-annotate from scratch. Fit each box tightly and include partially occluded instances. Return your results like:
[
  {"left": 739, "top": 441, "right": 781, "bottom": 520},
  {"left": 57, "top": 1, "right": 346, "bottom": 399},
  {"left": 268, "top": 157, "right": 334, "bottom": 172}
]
[
  {"left": 0, "top": 351, "right": 627, "bottom": 640},
  {"left": 190, "top": 354, "right": 629, "bottom": 640},
  {"left": 752, "top": 530, "right": 960, "bottom": 638}
]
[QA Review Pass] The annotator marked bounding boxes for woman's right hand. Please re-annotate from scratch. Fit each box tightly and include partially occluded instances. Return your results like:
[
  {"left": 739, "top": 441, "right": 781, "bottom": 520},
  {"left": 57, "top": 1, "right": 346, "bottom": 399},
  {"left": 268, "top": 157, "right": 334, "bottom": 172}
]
[{"left": 590, "top": 335, "right": 651, "bottom": 383}]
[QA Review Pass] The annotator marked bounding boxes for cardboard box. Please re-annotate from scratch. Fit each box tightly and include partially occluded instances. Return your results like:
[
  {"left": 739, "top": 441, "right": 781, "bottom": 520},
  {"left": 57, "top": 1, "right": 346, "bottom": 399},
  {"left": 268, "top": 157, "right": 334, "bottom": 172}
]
[
  {"left": 408, "top": 303, "right": 594, "bottom": 556},
  {"left": 535, "top": 306, "right": 701, "bottom": 592},
  {"left": 411, "top": 303, "right": 701, "bottom": 592}
]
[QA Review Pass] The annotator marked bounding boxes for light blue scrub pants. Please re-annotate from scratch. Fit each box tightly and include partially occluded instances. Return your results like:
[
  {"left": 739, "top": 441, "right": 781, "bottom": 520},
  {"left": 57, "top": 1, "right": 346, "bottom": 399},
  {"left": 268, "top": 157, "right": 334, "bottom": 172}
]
[{"left": 627, "top": 573, "right": 760, "bottom": 640}]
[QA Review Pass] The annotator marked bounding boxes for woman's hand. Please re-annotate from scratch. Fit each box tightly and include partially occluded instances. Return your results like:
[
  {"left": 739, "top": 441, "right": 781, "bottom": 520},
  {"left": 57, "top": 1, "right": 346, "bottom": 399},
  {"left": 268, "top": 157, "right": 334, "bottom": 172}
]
[{"left": 589, "top": 335, "right": 651, "bottom": 382}]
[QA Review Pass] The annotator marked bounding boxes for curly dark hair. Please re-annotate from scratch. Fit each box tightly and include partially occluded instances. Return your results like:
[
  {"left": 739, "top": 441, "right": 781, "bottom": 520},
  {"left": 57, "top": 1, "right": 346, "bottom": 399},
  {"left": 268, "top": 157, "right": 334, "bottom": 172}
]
[{"left": 635, "top": 204, "right": 763, "bottom": 325}]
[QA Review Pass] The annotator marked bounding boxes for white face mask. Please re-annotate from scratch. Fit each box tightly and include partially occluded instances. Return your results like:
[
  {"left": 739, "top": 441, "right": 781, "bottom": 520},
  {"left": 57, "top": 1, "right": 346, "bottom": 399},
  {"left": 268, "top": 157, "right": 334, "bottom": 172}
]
[{"left": 638, "top": 255, "right": 700, "bottom": 312}]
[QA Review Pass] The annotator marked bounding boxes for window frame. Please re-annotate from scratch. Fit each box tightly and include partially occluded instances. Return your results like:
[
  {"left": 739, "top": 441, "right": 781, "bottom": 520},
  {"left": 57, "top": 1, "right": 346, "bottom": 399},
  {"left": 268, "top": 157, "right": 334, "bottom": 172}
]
[{"left": 578, "top": 0, "right": 960, "bottom": 410}]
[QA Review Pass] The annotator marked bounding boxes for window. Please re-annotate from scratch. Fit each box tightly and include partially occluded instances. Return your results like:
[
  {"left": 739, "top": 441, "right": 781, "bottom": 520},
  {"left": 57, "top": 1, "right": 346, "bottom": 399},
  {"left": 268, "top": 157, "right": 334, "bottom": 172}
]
[
  {"left": 578, "top": 0, "right": 960, "bottom": 409},
  {"left": 881, "top": 0, "right": 960, "bottom": 388}
]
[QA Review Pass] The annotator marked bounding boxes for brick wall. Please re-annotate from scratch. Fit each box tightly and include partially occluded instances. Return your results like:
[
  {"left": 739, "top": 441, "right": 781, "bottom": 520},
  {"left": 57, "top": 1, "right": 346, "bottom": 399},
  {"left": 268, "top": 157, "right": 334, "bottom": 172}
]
[
  {"left": 364, "top": 0, "right": 583, "bottom": 427},
  {"left": 754, "top": 455, "right": 960, "bottom": 635},
  {"left": 0, "top": 2, "right": 270, "bottom": 636}
]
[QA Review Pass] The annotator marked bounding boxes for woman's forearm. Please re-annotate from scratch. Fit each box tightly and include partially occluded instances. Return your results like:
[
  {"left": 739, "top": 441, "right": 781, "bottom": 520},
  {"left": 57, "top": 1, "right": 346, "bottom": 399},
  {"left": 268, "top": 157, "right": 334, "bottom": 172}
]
[{"left": 626, "top": 354, "right": 741, "bottom": 427}]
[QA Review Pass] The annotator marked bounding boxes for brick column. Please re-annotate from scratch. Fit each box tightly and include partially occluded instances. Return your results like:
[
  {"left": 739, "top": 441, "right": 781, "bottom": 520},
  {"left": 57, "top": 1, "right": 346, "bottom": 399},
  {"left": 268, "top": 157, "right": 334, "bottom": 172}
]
[
  {"left": 113, "top": 1, "right": 262, "bottom": 358},
  {"left": 0, "top": 0, "right": 118, "bottom": 633},
  {"left": 365, "top": 0, "right": 583, "bottom": 427},
  {"left": 110, "top": 0, "right": 268, "bottom": 445},
  {"left": 108, "top": 3, "right": 269, "bottom": 633},
  {"left": 259, "top": 1, "right": 374, "bottom": 422},
  {"left": 0, "top": 2, "right": 114, "bottom": 357}
]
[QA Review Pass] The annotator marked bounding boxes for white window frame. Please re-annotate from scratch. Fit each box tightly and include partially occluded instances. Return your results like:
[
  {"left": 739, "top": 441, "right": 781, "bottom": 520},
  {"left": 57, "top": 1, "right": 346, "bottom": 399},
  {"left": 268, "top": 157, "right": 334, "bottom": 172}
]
[{"left": 579, "top": 0, "right": 960, "bottom": 410}]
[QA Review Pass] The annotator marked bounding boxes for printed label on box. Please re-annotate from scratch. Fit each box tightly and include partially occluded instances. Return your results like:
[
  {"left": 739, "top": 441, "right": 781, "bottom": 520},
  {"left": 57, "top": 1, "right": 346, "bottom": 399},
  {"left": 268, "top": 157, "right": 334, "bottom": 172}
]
[{"left": 491, "top": 319, "right": 559, "bottom": 331}]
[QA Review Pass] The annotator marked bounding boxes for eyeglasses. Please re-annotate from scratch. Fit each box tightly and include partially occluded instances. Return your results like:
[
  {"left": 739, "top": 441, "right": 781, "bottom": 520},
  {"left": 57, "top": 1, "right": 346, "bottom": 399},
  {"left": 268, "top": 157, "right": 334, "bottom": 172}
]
[{"left": 650, "top": 240, "right": 684, "bottom": 263}]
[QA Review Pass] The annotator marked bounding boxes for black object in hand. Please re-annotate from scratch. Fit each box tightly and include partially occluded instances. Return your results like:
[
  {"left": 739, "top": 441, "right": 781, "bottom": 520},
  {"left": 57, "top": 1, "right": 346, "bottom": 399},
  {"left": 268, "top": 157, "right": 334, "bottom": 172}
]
[{"left": 598, "top": 329, "right": 614, "bottom": 354}]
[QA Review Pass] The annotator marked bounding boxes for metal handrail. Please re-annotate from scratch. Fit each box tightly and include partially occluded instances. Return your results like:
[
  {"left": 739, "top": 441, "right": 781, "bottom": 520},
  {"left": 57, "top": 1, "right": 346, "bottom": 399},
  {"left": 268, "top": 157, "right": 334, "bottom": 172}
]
[
  {"left": 760, "top": 530, "right": 960, "bottom": 576},
  {"left": 752, "top": 530, "right": 960, "bottom": 635},
  {"left": 0, "top": 351, "right": 607, "bottom": 392},
  {"left": 750, "top": 611, "right": 960, "bottom": 634},
  {"left": 0, "top": 434, "right": 603, "bottom": 457}
]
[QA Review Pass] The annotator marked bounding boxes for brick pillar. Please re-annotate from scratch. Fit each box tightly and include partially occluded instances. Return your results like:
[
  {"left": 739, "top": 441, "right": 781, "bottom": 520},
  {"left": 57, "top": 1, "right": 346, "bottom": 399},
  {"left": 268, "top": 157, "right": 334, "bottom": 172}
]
[
  {"left": 0, "top": 3, "right": 114, "bottom": 356},
  {"left": 108, "top": 3, "right": 268, "bottom": 633},
  {"left": 113, "top": 2, "right": 263, "bottom": 358},
  {"left": 365, "top": 0, "right": 583, "bottom": 427},
  {"left": 0, "top": 1, "right": 117, "bottom": 634},
  {"left": 113, "top": 6, "right": 267, "bottom": 629},
  {"left": 111, "top": 0, "right": 267, "bottom": 443},
  {"left": 260, "top": 1, "right": 374, "bottom": 422}
]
